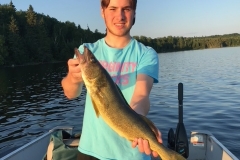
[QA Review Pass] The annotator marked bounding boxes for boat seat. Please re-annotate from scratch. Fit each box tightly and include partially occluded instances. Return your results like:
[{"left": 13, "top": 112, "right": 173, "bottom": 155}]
[
  {"left": 63, "top": 138, "right": 80, "bottom": 147},
  {"left": 46, "top": 138, "right": 80, "bottom": 160}
]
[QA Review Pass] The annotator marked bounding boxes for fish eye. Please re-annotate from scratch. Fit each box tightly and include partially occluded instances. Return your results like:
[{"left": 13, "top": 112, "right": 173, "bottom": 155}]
[
  {"left": 80, "top": 59, "right": 86, "bottom": 63},
  {"left": 90, "top": 57, "right": 96, "bottom": 63}
]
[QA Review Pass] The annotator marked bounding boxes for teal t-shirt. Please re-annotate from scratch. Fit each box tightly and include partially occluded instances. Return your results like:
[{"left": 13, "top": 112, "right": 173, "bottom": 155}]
[{"left": 78, "top": 38, "right": 159, "bottom": 160}]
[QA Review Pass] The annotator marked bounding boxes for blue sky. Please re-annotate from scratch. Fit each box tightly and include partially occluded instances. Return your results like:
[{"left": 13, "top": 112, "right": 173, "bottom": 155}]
[{"left": 1, "top": 0, "right": 240, "bottom": 38}]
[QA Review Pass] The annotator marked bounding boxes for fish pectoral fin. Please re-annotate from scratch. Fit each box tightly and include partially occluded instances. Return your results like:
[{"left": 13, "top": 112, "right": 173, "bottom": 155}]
[
  {"left": 91, "top": 97, "right": 100, "bottom": 117},
  {"left": 91, "top": 88, "right": 109, "bottom": 117},
  {"left": 139, "top": 115, "right": 160, "bottom": 139}
]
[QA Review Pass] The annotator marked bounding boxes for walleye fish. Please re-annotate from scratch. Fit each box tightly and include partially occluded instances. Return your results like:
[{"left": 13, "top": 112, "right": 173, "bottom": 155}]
[{"left": 75, "top": 46, "right": 186, "bottom": 160}]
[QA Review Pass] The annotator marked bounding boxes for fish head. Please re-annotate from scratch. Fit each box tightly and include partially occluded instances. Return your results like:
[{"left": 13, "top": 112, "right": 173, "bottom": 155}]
[{"left": 75, "top": 46, "right": 103, "bottom": 84}]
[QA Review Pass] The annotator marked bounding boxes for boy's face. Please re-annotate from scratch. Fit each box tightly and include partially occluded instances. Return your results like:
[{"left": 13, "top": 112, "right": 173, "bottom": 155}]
[{"left": 101, "top": 0, "right": 135, "bottom": 37}]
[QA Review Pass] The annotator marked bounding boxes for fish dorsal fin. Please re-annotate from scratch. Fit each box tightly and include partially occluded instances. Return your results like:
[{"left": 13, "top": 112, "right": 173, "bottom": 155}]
[
  {"left": 91, "top": 96, "right": 100, "bottom": 117},
  {"left": 139, "top": 115, "right": 160, "bottom": 139}
]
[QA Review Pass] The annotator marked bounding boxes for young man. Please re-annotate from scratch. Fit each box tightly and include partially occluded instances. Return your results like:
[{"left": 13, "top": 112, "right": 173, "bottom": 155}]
[{"left": 61, "top": 0, "right": 161, "bottom": 159}]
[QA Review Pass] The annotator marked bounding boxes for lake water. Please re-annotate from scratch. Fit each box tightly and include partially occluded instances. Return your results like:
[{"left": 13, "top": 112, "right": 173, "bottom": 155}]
[{"left": 0, "top": 47, "right": 240, "bottom": 158}]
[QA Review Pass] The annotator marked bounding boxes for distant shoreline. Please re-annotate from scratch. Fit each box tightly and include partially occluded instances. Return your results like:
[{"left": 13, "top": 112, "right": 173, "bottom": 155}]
[{"left": 2, "top": 46, "right": 240, "bottom": 69}]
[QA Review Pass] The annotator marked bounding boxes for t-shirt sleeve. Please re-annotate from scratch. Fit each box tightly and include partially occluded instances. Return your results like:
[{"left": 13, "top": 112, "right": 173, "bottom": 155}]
[{"left": 137, "top": 47, "right": 159, "bottom": 83}]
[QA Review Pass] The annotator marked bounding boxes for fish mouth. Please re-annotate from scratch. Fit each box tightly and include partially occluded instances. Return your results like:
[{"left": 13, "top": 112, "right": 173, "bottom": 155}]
[
  {"left": 83, "top": 46, "right": 93, "bottom": 63},
  {"left": 75, "top": 47, "right": 90, "bottom": 64},
  {"left": 74, "top": 48, "right": 85, "bottom": 63},
  {"left": 75, "top": 46, "right": 96, "bottom": 65}
]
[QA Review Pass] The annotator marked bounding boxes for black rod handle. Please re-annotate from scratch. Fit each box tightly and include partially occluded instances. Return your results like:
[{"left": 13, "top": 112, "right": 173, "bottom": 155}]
[
  {"left": 175, "top": 83, "right": 189, "bottom": 158},
  {"left": 178, "top": 83, "right": 183, "bottom": 104},
  {"left": 178, "top": 83, "right": 183, "bottom": 123}
]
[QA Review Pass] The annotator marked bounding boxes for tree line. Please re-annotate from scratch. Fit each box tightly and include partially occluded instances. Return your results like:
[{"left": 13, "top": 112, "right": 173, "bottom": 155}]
[
  {"left": 134, "top": 33, "right": 240, "bottom": 53},
  {"left": 0, "top": 2, "right": 104, "bottom": 66},
  {"left": 1, "top": 1, "right": 240, "bottom": 66}
]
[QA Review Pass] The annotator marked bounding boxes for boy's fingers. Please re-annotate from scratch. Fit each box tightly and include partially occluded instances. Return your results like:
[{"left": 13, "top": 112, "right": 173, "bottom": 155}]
[{"left": 143, "top": 140, "right": 151, "bottom": 155}]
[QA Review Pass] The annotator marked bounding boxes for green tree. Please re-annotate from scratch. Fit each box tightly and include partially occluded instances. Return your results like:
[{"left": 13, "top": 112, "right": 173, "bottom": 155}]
[
  {"left": 26, "top": 5, "right": 36, "bottom": 26},
  {"left": 8, "top": 15, "right": 18, "bottom": 33},
  {"left": 0, "top": 35, "right": 8, "bottom": 65},
  {"left": 24, "top": 5, "right": 39, "bottom": 62},
  {"left": 9, "top": 0, "right": 16, "bottom": 12},
  {"left": 7, "top": 15, "right": 26, "bottom": 64},
  {"left": 36, "top": 17, "right": 52, "bottom": 62}
]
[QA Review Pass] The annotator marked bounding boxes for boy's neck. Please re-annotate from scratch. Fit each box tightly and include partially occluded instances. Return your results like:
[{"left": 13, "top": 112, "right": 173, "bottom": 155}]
[{"left": 104, "top": 33, "right": 132, "bottom": 49}]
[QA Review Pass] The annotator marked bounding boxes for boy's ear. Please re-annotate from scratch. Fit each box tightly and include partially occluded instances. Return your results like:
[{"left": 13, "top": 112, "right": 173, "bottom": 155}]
[
  {"left": 133, "top": 13, "right": 136, "bottom": 25},
  {"left": 132, "top": 12, "right": 136, "bottom": 25},
  {"left": 101, "top": 8, "right": 104, "bottom": 19}
]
